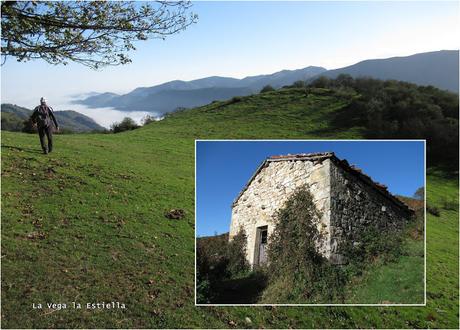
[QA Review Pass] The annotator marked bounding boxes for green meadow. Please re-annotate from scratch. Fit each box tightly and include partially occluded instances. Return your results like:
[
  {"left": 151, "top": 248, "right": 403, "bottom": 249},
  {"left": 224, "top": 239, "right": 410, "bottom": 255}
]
[{"left": 1, "top": 88, "right": 458, "bottom": 328}]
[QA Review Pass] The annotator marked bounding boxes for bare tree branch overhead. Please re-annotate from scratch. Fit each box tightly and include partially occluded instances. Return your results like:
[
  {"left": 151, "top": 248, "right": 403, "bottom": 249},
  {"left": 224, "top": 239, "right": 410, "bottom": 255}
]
[{"left": 1, "top": 0, "right": 198, "bottom": 69}]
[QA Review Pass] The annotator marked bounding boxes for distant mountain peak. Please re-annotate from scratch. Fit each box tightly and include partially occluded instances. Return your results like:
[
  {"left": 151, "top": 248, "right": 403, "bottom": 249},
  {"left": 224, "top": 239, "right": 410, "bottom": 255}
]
[
  {"left": 76, "top": 66, "right": 326, "bottom": 112},
  {"left": 76, "top": 50, "right": 458, "bottom": 114},
  {"left": 316, "top": 50, "right": 459, "bottom": 92}
]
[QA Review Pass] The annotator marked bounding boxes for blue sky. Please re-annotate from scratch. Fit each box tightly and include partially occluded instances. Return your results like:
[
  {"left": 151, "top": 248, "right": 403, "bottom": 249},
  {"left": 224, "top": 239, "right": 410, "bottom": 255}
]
[
  {"left": 1, "top": 1, "right": 458, "bottom": 109},
  {"left": 196, "top": 140, "right": 425, "bottom": 237}
]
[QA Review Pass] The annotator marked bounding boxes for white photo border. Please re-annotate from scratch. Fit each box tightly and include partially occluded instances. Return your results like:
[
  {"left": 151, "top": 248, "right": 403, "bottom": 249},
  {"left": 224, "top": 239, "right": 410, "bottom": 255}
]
[{"left": 194, "top": 139, "right": 427, "bottom": 307}]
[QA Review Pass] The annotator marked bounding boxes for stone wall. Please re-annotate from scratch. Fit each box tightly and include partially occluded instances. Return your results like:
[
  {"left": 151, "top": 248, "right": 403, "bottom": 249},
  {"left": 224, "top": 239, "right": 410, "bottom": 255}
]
[
  {"left": 230, "top": 158, "right": 332, "bottom": 266},
  {"left": 329, "top": 160, "right": 412, "bottom": 264}
]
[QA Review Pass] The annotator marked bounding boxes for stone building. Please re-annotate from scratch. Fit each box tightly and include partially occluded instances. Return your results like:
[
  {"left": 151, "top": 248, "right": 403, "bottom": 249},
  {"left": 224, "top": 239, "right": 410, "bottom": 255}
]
[{"left": 229, "top": 152, "right": 414, "bottom": 267}]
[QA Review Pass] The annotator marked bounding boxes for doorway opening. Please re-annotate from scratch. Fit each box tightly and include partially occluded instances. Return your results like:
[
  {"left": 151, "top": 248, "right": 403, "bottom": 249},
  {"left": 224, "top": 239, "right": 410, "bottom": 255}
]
[{"left": 255, "top": 225, "right": 268, "bottom": 266}]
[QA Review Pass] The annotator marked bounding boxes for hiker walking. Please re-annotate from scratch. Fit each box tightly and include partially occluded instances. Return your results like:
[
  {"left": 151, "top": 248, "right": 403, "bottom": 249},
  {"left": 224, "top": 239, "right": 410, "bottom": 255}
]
[{"left": 31, "top": 97, "right": 59, "bottom": 154}]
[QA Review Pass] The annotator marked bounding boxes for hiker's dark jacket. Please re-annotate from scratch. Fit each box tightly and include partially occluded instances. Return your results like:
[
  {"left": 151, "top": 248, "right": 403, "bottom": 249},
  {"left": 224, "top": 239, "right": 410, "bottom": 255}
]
[{"left": 31, "top": 105, "right": 59, "bottom": 129}]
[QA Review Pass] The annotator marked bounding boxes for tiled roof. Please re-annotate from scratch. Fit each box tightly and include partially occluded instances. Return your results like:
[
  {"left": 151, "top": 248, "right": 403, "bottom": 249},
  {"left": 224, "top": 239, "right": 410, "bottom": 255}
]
[{"left": 268, "top": 152, "right": 334, "bottom": 161}]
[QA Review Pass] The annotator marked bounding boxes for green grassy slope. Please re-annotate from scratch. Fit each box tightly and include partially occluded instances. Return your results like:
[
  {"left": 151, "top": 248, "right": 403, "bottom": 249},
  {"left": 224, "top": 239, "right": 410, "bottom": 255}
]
[
  {"left": 344, "top": 235, "right": 424, "bottom": 304},
  {"left": 1, "top": 88, "right": 458, "bottom": 328}
]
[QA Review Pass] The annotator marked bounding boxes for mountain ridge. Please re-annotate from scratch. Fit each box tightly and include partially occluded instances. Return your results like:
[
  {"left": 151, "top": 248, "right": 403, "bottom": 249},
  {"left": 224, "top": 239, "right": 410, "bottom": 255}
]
[
  {"left": 318, "top": 50, "right": 459, "bottom": 92},
  {"left": 76, "top": 66, "right": 326, "bottom": 112},
  {"left": 76, "top": 50, "right": 458, "bottom": 114}
]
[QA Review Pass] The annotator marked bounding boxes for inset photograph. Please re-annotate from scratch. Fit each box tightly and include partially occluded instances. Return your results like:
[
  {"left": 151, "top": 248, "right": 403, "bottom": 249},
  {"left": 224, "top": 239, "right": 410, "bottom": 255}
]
[{"left": 195, "top": 140, "right": 425, "bottom": 305}]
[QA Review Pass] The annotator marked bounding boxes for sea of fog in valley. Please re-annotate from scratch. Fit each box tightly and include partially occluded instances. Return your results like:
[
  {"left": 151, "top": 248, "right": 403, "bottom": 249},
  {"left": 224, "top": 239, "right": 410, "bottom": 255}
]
[
  {"left": 62, "top": 103, "right": 161, "bottom": 129},
  {"left": 62, "top": 94, "right": 162, "bottom": 128},
  {"left": 4, "top": 92, "right": 162, "bottom": 129}
]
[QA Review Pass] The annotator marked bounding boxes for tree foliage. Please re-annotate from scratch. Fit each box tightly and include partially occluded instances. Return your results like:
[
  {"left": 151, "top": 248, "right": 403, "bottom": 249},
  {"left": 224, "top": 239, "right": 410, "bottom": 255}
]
[
  {"left": 260, "top": 85, "right": 275, "bottom": 93},
  {"left": 141, "top": 114, "right": 155, "bottom": 126},
  {"left": 292, "top": 80, "right": 307, "bottom": 88},
  {"left": 267, "top": 185, "right": 324, "bottom": 279},
  {"left": 197, "top": 229, "right": 249, "bottom": 282},
  {"left": 21, "top": 117, "right": 37, "bottom": 133},
  {"left": 110, "top": 117, "right": 140, "bottom": 133},
  {"left": 264, "top": 185, "right": 346, "bottom": 302},
  {"left": 414, "top": 187, "right": 425, "bottom": 201},
  {"left": 226, "top": 228, "right": 249, "bottom": 276},
  {"left": 1, "top": 112, "right": 24, "bottom": 131},
  {"left": 196, "top": 229, "right": 249, "bottom": 303},
  {"left": 309, "top": 74, "right": 459, "bottom": 169},
  {"left": 1, "top": 1, "right": 197, "bottom": 69}
]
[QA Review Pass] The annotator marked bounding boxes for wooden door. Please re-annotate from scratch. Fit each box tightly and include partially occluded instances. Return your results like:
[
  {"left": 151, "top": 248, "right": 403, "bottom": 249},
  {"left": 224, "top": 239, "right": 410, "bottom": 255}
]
[{"left": 258, "top": 228, "right": 268, "bottom": 265}]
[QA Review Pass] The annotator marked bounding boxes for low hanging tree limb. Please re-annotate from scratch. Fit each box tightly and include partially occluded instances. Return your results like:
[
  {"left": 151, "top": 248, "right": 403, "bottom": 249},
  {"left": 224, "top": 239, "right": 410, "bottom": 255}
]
[{"left": 1, "top": 1, "right": 198, "bottom": 69}]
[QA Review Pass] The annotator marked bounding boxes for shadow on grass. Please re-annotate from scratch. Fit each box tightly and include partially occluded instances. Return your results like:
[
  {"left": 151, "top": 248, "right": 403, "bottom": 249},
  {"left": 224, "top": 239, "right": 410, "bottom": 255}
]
[
  {"left": 1, "top": 145, "right": 42, "bottom": 154},
  {"left": 306, "top": 101, "right": 366, "bottom": 137},
  {"left": 427, "top": 167, "right": 460, "bottom": 180},
  {"left": 211, "top": 272, "right": 268, "bottom": 304}
]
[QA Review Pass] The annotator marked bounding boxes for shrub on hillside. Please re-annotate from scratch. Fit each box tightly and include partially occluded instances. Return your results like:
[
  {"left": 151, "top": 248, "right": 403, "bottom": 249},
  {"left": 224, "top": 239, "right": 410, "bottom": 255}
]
[
  {"left": 292, "top": 80, "right": 306, "bottom": 88},
  {"left": 226, "top": 228, "right": 250, "bottom": 276},
  {"left": 342, "top": 227, "right": 403, "bottom": 265},
  {"left": 142, "top": 115, "right": 155, "bottom": 126},
  {"left": 260, "top": 85, "right": 275, "bottom": 93},
  {"left": 173, "top": 107, "right": 188, "bottom": 113},
  {"left": 413, "top": 187, "right": 425, "bottom": 201},
  {"left": 196, "top": 238, "right": 223, "bottom": 303},
  {"left": 335, "top": 73, "right": 355, "bottom": 87},
  {"left": 196, "top": 229, "right": 249, "bottom": 303},
  {"left": 21, "top": 118, "right": 37, "bottom": 133},
  {"left": 56, "top": 127, "right": 75, "bottom": 134},
  {"left": 308, "top": 75, "right": 459, "bottom": 169},
  {"left": 309, "top": 76, "right": 332, "bottom": 88},
  {"left": 442, "top": 199, "right": 458, "bottom": 211},
  {"left": 197, "top": 229, "right": 249, "bottom": 280},
  {"left": 427, "top": 204, "right": 440, "bottom": 217},
  {"left": 1, "top": 113, "right": 23, "bottom": 131},
  {"left": 407, "top": 206, "right": 425, "bottom": 241},
  {"left": 228, "top": 96, "right": 242, "bottom": 104},
  {"left": 110, "top": 117, "right": 140, "bottom": 133},
  {"left": 263, "top": 185, "right": 346, "bottom": 303}
]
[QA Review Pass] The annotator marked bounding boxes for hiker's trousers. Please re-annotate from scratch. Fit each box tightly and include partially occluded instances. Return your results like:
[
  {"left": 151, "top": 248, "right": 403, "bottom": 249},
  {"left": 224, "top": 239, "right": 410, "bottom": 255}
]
[{"left": 38, "top": 126, "right": 53, "bottom": 153}]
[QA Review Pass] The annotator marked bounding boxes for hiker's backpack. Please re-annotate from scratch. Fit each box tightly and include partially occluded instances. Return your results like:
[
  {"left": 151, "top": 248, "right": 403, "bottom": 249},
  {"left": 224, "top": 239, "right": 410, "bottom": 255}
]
[{"left": 35, "top": 106, "right": 51, "bottom": 127}]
